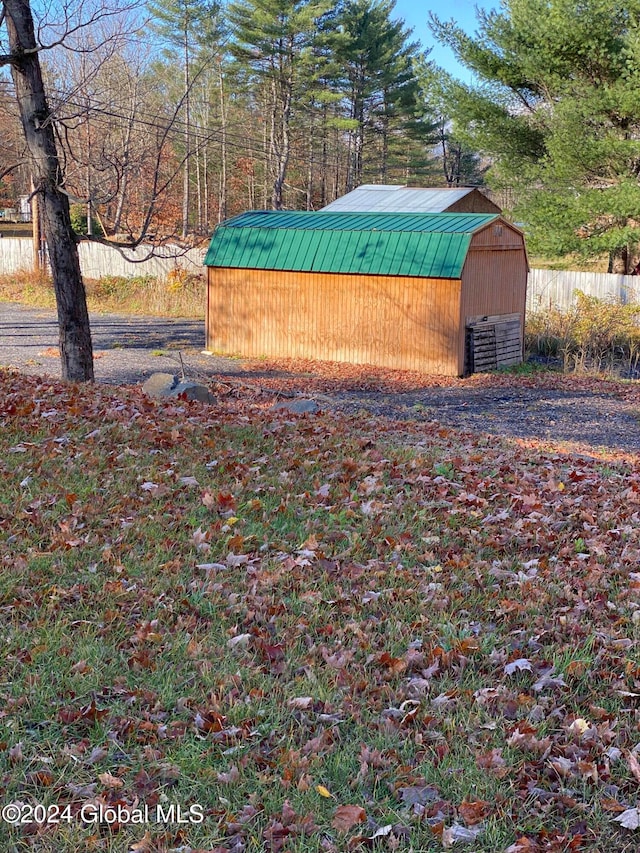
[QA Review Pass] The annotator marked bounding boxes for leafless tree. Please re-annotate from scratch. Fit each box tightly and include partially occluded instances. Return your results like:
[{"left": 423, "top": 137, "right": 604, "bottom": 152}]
[{"left": 0, "top": 0, "right": 142, "bottom": 381}]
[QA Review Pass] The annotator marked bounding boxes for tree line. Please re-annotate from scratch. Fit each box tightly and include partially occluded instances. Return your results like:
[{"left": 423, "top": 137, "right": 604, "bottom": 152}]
[{"left": 0, "top": 0, "right": 485, "bottom": 247}]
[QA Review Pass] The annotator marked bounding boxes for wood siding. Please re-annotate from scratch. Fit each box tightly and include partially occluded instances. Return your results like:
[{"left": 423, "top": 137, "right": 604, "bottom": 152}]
[
  {"left": 457, "top": 221, "right": 528, "bottom": 373},
  {"left": 207, "top": 268, "right": 462, "bottom": 374},
  {"left": 446, "top": 190, "right": 502, "bottom": 215}
]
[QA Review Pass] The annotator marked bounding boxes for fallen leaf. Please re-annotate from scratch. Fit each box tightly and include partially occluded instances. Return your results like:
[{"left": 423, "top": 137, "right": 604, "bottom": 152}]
[
  {"left": 442, "top": 822, "right": 484, "bottom": 847},
  {"left": 614, "top": 807, "right": 640, "bottom": 829},
  {"left": 217, "top": 765, "right": 240, "bottom": 784},
  {"left": 316, "top": 784, "right": 333, "bottom": 798},
  {"left": 331, "top": 804, "right": 366, "bottom": 832},
  {"left": 287, "top": 696, "right": 314, "bottom": 710},
  {"left": 98, "top": 771, "right": 124, "bottom": 789},
  {"left": 504, "top": 658, "right": 533, "bottom": 676},
  {"left": 628, "top": 751, "right": 640, "bottom": 784}
]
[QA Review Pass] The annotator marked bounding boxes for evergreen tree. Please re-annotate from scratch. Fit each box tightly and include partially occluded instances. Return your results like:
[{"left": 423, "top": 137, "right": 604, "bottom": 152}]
[
  {"left": 430, "top": 0, "right": 640, "bottom": 270},
  {"left": 332, "top": 0, "right": 420, "bottom": 190},
  {"left": 228, "top": 0, "right": 330, "bottom": 209},
  {"left": 412, "top": 58, "right": 486, "bottom": 187}
]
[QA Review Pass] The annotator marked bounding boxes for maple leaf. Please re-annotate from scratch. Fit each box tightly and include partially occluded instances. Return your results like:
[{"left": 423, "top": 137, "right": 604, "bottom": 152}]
[
  {"left": 192, "top": 527, "right": 211, "bottom": 551},
  {"left": 331, "top": 804, "right": 366, "bottom": 832},
  {"left": 458, "top": 799, "right": 490, "bottom": 826},
  {"left": 532, "top": 669, "right": 567, "bottom": 692}
]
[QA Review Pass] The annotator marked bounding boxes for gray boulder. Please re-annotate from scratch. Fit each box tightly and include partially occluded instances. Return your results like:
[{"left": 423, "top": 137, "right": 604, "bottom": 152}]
[
  {"left": 271, "top": 398, "right": 320, "bottom": 415},
  {"left": 142, "top": 373, "right": 178, "bottom": 397},
  {"left": 142, "top": 372, "right": 215, "bottom": 405},
  {"left": 173, "top": 380, "right": 216, "bottom": 404}
]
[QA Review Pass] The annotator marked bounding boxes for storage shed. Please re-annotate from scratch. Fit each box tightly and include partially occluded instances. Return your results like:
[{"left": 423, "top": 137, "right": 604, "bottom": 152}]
[
  {"left": 321, "top": 185, "right": 502, "bottom": 215},
  {"left": 204, "top": 210, "right": 528, "bottom": 376}
]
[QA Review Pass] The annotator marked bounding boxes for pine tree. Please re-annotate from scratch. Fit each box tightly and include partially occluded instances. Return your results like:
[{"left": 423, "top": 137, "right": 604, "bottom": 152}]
[
  {"left": 228, "top": 0, "right": 330, "bottom": 209},
  {"left": 430, "top": 0, "right": 640, "bottom": 270},
  {"left": 331, "top": 0, "right": 420, "bottom": 190}
]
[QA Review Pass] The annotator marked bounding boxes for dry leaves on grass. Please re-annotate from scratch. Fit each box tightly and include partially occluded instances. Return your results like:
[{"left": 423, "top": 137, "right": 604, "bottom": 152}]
[{"left": 3, "top": 369, "right": 640, "bottom": 851}]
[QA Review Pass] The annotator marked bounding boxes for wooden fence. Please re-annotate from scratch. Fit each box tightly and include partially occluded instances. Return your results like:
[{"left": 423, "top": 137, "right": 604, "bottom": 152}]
[
  {"left": 0, "top": 238, "right": 205, "bottom": 281},
  {"left": 0, "top": 238, "right": 638, "bottom": 310},
  {"left": 527, "top": 268, "right": 640, "bottom": 311}
]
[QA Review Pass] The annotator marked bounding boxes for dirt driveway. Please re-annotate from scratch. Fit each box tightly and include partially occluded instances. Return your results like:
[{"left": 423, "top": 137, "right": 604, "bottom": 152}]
[{"left": 2, "top": 301, "right": 640, "bottom": 455}]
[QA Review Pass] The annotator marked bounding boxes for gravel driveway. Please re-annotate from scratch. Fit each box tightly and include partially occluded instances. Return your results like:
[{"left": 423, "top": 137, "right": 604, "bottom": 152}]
[
  {"left": 2, "top": 301, "right": 640, "bottom": 455},
  {"left": 0, "top": 302, "right": 240, "bottom": 383}
]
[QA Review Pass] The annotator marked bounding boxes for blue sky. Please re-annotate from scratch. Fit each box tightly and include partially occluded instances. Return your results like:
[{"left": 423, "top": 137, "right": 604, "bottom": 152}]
[{"left": 392, "top": 0, "right": 497, "bottom": 82}]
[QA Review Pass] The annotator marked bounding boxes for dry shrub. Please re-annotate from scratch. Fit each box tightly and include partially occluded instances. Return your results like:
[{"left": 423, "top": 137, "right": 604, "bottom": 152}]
[
  {"left": 85, "top": 270, "right": 205, "bottom": 317},
  {"left": 0, "top": 269, "right": 56, "bottom": 307},
  {"left": 526, "top": 291, "right": 640, "bottom": 374},
  {"left": 0, "top": 268, "right": 205, "bottom": 319}
]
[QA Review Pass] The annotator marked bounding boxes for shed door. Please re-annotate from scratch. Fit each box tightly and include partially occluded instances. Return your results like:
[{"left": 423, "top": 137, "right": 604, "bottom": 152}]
[{"left": 465, "top": 313, "right": 523, "bottom": 375}]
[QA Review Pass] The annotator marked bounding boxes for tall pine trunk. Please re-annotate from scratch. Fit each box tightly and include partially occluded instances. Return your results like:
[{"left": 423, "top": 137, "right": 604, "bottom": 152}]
[
  {"left": 217, "top": 60, "right": 227, "bottom": 223},
  {"left": 182, "top": 21, "right": 191, "bottom": 239},
  {"left": 5, "top": 0, "right": 94, "bottom": 382}
]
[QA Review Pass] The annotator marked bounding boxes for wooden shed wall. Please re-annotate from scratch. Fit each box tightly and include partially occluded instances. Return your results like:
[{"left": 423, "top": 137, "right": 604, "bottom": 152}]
[
  {"left": 447, "top": 190, "right": 502, "bottom": 215},
  {"left": 457, "top": 221, "right": 528, "bottom": 372},
  {"left": 207, "top": 268, "right": 462, "bottom": 374}
]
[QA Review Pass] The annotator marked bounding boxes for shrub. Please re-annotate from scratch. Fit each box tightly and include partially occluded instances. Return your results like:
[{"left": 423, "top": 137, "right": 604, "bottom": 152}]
[
  {"left": 69, "top": 203, "right": 104, "bottom": 237},
  {"left": 526, "top": 292, "right": 640, "bottom": 374},
  {"left": 89, "top": 274, "right": 154, "bottom": 301}
]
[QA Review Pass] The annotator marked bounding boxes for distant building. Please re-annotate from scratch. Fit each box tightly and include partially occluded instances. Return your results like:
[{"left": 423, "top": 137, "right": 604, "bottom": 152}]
[
  {"left": 321, "top": 185, "right": 501, "bottom": 215},
  {"left": 18, "top": 196, "right": 31, "bottom": 220}
]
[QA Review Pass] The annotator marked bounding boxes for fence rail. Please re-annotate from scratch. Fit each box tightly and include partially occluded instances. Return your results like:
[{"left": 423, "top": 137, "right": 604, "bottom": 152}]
[{"left": 0, "top": 238, "right": 638, "bottom": 310}]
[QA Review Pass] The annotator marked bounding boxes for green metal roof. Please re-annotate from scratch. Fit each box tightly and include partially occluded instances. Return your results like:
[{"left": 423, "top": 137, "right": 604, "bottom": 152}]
[{"left": 204, "top": 210, "right": 500, "bottom": 278}]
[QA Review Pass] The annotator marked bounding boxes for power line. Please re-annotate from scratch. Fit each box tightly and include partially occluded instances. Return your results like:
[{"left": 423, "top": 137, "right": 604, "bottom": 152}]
[{"left": 0, "top": 74, "right": 442, "bottom": 178}]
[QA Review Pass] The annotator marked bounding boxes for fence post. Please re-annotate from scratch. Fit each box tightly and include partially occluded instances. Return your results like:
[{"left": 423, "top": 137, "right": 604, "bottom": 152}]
[{"left": 30, "top": 179, "right": 41, "bottom": 272}]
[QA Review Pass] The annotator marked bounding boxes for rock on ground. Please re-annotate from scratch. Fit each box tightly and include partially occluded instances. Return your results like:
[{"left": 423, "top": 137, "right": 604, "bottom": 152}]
[
  {"left": 271, "top": 399, "right": 320, "bottom": 414},
  {"left": 142, "top": 372, "right": 216, "bottom": 404}
]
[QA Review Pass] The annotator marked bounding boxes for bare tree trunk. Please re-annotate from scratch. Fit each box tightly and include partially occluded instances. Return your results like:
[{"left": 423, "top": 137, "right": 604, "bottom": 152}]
[
  {"left": 320, "top": 102, "right": 328, "bottom": 208},
  {"left": 5, "top": 0, "right": 94, "bottom": 382},
  {"left": 272, "top": 97, "right": 290, "bottom": 210},
  {"left": 182, "top": 23, "right": 190, "bottom": 239},
  {"left": 380, "top": 113, "right": 388, "bottom": 182},
  {"left": 609, "top": 245, "right": 630, "bottom": 274},
  {"left": 195, "top": 134, "right": 202, "bottom": 233},
  {"left": 30, "top": 175, "right": 40, "bottom": 270},
  {"left": 113, "top": 113, "right": 134, "bottom": 233},
  {"left": 262, "top": 87, "right": 270, "bottom": 209},
  {"left": 217, "top": 61, "right": 227, "bottom": 223},
  {"left": 203, "top": 142, "right": 209, "bottom": 229},
  {"left": 306, "top": 100, "right": 314, "bottom": 211}
]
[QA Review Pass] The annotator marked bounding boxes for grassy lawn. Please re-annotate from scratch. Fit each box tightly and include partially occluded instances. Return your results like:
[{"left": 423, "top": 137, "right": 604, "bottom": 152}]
[{"left": 1, "top": 371, "right": 640, "bottom": 852}]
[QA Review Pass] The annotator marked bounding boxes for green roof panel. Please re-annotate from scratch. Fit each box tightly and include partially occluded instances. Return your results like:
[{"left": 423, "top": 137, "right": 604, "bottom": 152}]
[{"left": 204, "top": 210, "right": 498, "bottom": 278}]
